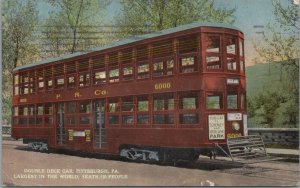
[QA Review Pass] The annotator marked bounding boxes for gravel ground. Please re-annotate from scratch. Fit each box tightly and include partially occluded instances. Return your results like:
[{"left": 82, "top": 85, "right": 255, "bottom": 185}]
[{"left": 2, "top": 140, "right": 299, "bottom": 187}]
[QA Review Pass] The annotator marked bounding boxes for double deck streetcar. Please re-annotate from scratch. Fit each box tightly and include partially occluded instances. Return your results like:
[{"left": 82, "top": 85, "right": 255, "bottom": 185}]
[{"left": 12, "top": 22, "right": 247, "bottom": 162}]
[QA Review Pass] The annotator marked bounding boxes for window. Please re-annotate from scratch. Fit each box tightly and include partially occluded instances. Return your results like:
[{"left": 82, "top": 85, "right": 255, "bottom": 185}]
[
  {"left": 13, "top": 106, "right": 18, "bottom": 125},
  {"left": 178, "top": 35, "right": 198, "bottom": 54},
  {"left": 206, "top": 36, "right": 220, "bottom": 53},
  {"left": 206, "top": 93, "right": 223, "bottom": 109},
  {"left": 227, "top": 57, "right": 237, "bottom": 71},
  {"left": 79, "top": 72, "right": 90, "bottom": 87},
  {"left": 28, "top": 105, "right": 35, "bottom": 124},
  {"left": 227, "top": 92, "right": 238, "bottom": 109},
  {"left": 122, "top": 64, "right": 133, "bottom": 81},
  {"left": 205, "top": 35, "right": 221, "bottom": 70},
  {"left": 66, "top": 101, "right": 76, "bottom": 125},
  {"left": 206, "top": 56, "right": 221, "bottom": 69},
  {"left": 109, "top": 98, "right": 119, "bottom": 112},
  {"left": 109, "top": 68, "right": 119, "bottom": 83},
  {"left": 67, "top": 75, "right": 76, "bottom": 88},
  {"left": 225, "top": 37, "right": 236, "bottom": 55},
  {"left": 94, "top": 70, "right": 106, "bottom": 85},
  {"left": 19, "top": 73, "right": 29, "bottom": 95},
  {"left": 153, "top": 40, "right": 173, "bottom": 58},
  {"left": 46, "top": 79, "right": 53, "bottom": 90},
  {"left": 79, "top": 101, "right": 91, "bottom": 124},
  {"left": 137, "top": 62, "right": 149, "bottom": 79},
  {"left": 180, "top": 93, "right": 198, "bottom": 110},
  {"left": 44, "top": 103, "right": 53, "bottom": 125},
  {"left": 153, "top": 114, "right": 174, "bottom": 124},
  {"left": 55, "top": 77, "right": 64, "bottom": 89},
  {"left": 36, "top": 104, "right": 43, "bottom": 125},
  {"left": 180, "top": 114, "right": 198, "bottom": 124},
  {"left": 239, "top": 40, "right": 244, "bottom": 57},
  {"left": 153, "top": 93, "right": 174, "bottom": 125},
  {"left": 180, "top": 56, "right": 197, "bottom": 73},
  {"left": 29, "top": 73, "right": 35, "bottom": 94},
  {"left": 240, "top": 61, "right": 244, "bottom": 73},
  {"left": 179, "top": 92, "right": 199, "bottom": 124},
  {"left": 109, "top": 115, "right": 119, "bottom": 124},
  {"left": 152, "top": 58, "right": 174, "bottom": 77},
  {"left": 137, "top": 96, "right": 149, "bottom": 125},
  {"left": 121, "top": 97, "right": 134, "bottom": 126},
  {"left": 241, "top": 93, "right": 245, "bottom": 109},
  {"left": 122, "top": 97, "right": 134, "bottom": 112},
  {"left": 37, "top": 70, "right": 44, "bottom": 92},
  {"left": 153, "top": 94, "right": 174, "bottom": 111}
]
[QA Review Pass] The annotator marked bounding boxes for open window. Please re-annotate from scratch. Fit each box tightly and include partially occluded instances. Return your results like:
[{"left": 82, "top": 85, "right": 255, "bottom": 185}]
[
  {"left": 179, "top": 92, "right": 199, "bottom": 124},
  {"left": 225, "top": 36, "right": 238, "bottom": 72},
  {"left": 44, "top": 103, "right": 53, "bottom": 125},
  {"left": 36, "top": 104, "right": 43, "bottom": 125},
  {"left": 205, "top": 35, "right": 222, "bottom": 70},
  {"left": 206, "top": 92, "right": 223, "bottom": 109},
  {"left": 79, "top": 100, "right": 91, "bottom": 124},
  {"left": 227, "top": 91, "right": 238, "bottom": 109},
  {"left": 108, "top": 98, "right": 119, "bottom": 125},
  {"left": 66, "top": 101, "right": 76, "bottom": 125},
  {"left": 152, "top": 57, "right": 174, "bottom": 77},
  {"left": 137, "top": 95, "right": 149, "bottom": 125},
  {"left": 153, "top": 93, "right": 174, "bottom": 125},
  {"left": 178, "top": 35, "right": 199, "bottom": 73},
  {"left": 137, "top": 61, "right": 149, "bottom": 79},
  {"left": 121, "top": 97, "right": 134, "bottom": 126}
]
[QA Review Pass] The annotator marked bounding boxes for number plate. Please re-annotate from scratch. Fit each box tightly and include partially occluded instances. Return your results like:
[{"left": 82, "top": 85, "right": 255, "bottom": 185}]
[{"left": 227, "top": 133, "right": 242, "bottom": 138}]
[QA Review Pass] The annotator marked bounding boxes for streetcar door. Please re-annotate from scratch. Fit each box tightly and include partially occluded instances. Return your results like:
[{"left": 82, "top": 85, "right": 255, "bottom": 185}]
[
  {"left": 93, "top": 100, "right": 107, "bottom": 148},
  {"left": 56, "top": 103, "right": 66, "bottom": 145}
]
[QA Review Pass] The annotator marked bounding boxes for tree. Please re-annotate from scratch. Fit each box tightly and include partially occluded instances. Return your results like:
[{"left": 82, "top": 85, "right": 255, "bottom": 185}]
[
  {"left": 255, "top": 0, "right": 299, "bottom": 97},
  {"left": 2, "top": 0, "right": 40, "bottom": 124},
  {"left": 42, "top": 0, "right": 111, "bottom": 57},
  {"left": 114, "top": 0, "right": 236, "bottom": 39}
]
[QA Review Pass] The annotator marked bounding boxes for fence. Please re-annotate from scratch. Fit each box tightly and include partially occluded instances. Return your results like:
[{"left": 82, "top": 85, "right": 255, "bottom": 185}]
[
  {"left": 2, "top": 125, "right": 11, "bottom": 135},
  {"left": 248, "top": 128, "right": 299, "bottom": 147}
]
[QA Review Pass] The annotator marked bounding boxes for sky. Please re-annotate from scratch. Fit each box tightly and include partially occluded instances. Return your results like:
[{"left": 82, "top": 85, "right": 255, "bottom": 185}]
[{"left": 37, "top": 0, "right": 297, "bottom": 67}]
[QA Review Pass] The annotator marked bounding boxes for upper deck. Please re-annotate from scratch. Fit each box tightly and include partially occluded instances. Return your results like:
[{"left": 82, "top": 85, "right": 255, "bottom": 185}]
[{"left": 13, "top": 22, "right": 245, "bottom": 105}]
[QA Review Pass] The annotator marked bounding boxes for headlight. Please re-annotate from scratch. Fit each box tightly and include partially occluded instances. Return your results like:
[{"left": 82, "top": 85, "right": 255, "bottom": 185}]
[{"left": 232, "top": 122, "right": 240, "bottom": 131}]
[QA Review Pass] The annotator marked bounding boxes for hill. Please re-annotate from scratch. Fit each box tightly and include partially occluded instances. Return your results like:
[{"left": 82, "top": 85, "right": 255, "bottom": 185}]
[{"left": 245, "top": 60, "right": 299, "bottom": 128}]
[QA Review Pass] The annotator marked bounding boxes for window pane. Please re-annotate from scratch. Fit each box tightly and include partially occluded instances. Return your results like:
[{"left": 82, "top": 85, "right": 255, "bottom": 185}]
[
  {"left": 109, "top": 115, "right": 119, "bottom": 124},
  {"left": 44, "top": 117, "right": 53, "bottom": 124},
  {"left": 37, "top": 105, "right": 43, "bottom": 115},
  {"left": 38, "top": 81, "right": 44, "bottom": 89},
  {"left": 226, "top": 37, "right": 236, "bottom": 54},
  {"left": 138, "top": 100, "right": 148, "bottom": 111},
  {"left": 207, "top": 95, "right": 222, "bottom": 109},
  {"left": 123, "top": 66, "right": 133, "bottom": 75},
  {"left": 67, "top": 76, "right": 76, "bottom": 87},
  {"left": 227, "top": 93, "right": 238, "bottom": 109},
  {"left": 182, "top": 98, "right": 197, "bottom": 109},
  {"left": 154, "top": 95, "right": 174, "bottom": 111},
  {"left": 14, "top": 86, "right": 19, "bottom": 95},
  {"left": 14, "top": 75, "right": 19, "bottom": 85},
  {"left": 137, "top": 114, "right": 149, "bottom": 124},
  {"left": 56, "top": 78, "right": 64, "bottom": 87},
  {"left": 36, "top": 117, "right": 43, "bottom": 124},
  {"left": 122, "top": 115, "right": 134, "bottom": 124},
  {"left": 44, "top": 104, "right": 53, "bottom": 115},
  {"left": 206, "top": 56, "right": 221, "bottom": 69},
  {"left": 206, "top": 36, "right": 220, "bottom": 53},
  {"left": 79, "top": 101, "right": 91, "bottom": 113},
  {"left": 79, "top": 73, "right": 90, "bottom": 87},
  {"left": 122, "top": 98, "right": 134, "bottom": 112},
  {"left": 28, "top": 106, "right": 35, "bottom": 115},
  {"left": 180, "top": 114, "right": 198, "bottom": 124},
  {"left": 227, "top": 57, "right": 237, "bottom": 71},
  {"left": 138, "top": 63, "right": 149, "bottom": 73},
  {"left": 240, "top": 61, "right": 244, "bottom": 72},
  {"left": 80, "top": 116, "right": 90, "bottom": 124},
  {"left": 153, "top": 114, "right": 174, "bottom": 124},
  {"left": 109, "top": 99, "right": 119, "bottom": 112},
  {"left": 67, "top": 102, "right": 76, "bottom": 113},
  {"left": 67, "top": 116, "right": 76, "bottom": 124},
  {"left": 239, "top": 40, "right": 244, "bottom": 56}
]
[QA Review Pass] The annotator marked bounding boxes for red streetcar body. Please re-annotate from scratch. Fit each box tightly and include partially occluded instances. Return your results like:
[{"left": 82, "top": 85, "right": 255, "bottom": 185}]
[{"left": 11, "top": 23, "right": 247, "bottom": 160}]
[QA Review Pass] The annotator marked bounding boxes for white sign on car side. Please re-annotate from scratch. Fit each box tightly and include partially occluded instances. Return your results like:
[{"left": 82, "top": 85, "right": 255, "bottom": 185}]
[{"left": 208, "top": 114, "right": 225, "bottom": 140}]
